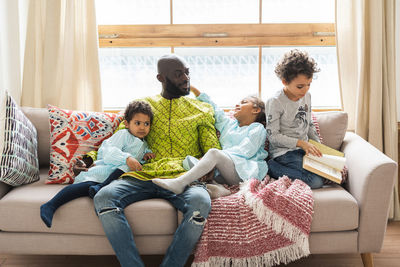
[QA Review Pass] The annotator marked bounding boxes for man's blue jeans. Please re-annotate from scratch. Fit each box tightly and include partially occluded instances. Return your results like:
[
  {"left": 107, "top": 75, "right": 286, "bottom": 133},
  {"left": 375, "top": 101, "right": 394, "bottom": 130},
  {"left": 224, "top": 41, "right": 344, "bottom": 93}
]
[
  {"left": 267, "top": 149, "right": 324, "bottom": 189},
  {"left": 93, "top": 178, "right": 211, "bottom": 267}
]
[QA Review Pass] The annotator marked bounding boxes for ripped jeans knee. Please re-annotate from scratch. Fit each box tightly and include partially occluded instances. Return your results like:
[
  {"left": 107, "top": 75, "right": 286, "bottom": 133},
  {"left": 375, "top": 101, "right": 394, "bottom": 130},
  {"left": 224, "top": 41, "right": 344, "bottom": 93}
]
[
  {"left": 96, "top": 206, "right": 122, "bottom": 217},
  {"left": 189, "top": 210, "right": 207, "bottom": 225}
]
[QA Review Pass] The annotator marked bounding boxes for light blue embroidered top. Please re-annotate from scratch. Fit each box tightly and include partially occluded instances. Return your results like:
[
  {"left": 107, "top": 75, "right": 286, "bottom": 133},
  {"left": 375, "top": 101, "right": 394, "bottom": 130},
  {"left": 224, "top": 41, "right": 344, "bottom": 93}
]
[
  {"left": 197, "top": 93, "right": 268, "bottom": 181},
  {"left": 73, "top": 129, "right": 151, "bottom": 184}
]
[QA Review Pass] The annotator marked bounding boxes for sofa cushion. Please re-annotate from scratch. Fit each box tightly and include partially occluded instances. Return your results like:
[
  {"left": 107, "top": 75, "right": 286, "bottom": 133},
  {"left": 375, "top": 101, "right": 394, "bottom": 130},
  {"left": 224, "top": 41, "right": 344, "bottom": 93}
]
[
  {"left": 47, "top": 105, "right": 123, "bottom": 184},
  {"left": 0, "top": 91, "right": 40, "bottom": 186},
  {"left": 310, "top": 184, "right": 358, "bottom": 232},
  {"left": 313, "top": 111, "right": 348, "bottom": 151},
  {"left": 0, "top": 168, "right": 178, "bottom": 236},
  {"left": 22, "top": 107, "right": 51, "bottom": 167}
]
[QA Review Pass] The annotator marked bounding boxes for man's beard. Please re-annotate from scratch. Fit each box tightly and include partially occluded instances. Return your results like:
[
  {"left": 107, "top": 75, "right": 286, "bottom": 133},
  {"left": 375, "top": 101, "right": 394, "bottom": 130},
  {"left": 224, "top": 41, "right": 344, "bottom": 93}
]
[{"left": 165, "top": 77, "right": 190, "bottom": 98}]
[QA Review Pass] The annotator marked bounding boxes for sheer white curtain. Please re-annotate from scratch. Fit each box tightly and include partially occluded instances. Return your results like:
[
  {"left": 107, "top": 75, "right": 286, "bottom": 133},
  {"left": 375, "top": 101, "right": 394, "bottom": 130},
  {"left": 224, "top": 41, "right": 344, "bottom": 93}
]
[
  {"left": 336, "top": 0, "right": 399, "bottom": 220},
  {"left": 21, "top": 0, "right": 102, "bottom": 111},
  {"left": 0, "top": 0, "right": 28, "bottom": 103}
]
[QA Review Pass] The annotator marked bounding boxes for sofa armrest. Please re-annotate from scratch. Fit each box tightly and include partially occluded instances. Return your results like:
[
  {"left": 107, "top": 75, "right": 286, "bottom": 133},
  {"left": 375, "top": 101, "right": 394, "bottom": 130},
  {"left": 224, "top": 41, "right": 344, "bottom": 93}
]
[{"left": 341, "top": 132, "right": 397, "bottom": 253}]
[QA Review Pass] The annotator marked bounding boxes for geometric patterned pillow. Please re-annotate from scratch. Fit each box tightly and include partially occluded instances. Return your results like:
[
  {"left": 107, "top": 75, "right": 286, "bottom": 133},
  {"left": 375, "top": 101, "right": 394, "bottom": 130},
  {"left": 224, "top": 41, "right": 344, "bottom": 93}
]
[
  {"left": 0, "top": 90, "right": 40, "bottom": 186},
  {"left": 46, "top": 105, "right": 123, "bottom": 184}
]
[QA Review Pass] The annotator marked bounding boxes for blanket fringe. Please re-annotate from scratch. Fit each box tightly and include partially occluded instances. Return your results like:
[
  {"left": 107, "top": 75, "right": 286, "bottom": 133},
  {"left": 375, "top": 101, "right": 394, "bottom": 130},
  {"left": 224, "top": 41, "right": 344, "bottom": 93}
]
[
  {"left": 240, "top": 180, "right": 310, "bottom": 250},
  {"left": 192, "top": 242, "right": 310, "bottom": 267}
]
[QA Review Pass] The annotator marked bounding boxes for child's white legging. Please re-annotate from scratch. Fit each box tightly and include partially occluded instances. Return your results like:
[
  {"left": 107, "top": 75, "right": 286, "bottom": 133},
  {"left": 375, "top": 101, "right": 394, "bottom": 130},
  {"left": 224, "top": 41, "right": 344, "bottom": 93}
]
[
  {"left": 152, "top": 148, "right": 243, "bottom": 194},
  {"left": 183, "top": 148, "right": 242, "bottom": 186}
]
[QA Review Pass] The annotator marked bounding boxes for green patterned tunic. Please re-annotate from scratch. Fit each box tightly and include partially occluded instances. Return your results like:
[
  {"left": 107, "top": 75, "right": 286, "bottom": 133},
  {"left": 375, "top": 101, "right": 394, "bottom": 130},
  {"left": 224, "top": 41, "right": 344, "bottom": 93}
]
[{"left": 119, "top": 95, "right": 221, "bottom": 180}]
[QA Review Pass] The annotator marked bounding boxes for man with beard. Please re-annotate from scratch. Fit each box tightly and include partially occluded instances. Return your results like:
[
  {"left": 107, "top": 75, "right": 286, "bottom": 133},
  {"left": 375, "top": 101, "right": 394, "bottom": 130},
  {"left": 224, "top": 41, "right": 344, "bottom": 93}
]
[{"left": 91, "top": 54, "right": 221, "bottom": 267}]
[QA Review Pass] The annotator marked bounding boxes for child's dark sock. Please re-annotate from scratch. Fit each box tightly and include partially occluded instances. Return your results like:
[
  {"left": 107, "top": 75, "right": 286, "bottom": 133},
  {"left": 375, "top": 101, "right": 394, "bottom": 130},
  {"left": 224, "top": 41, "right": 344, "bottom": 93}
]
[{"left": 40, "top": 203, "right": 56, "bottom": 228}]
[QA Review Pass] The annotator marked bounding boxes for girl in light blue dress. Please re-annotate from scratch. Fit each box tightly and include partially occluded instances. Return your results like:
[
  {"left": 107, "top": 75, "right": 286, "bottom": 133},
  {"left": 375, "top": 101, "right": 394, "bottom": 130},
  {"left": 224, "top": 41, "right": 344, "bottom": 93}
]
[
  {"left": 40, "top": 101, "right": 155, "bottom": 227},
  {"left": 152, "top": 86, "right": 268, "bottom": 194}
]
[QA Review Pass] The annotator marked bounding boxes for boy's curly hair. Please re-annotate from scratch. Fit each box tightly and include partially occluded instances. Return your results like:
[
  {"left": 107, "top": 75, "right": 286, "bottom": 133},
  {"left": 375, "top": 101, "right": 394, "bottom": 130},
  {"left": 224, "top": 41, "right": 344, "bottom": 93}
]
[
  {"left": 124, "top": 101, "right": 153, "bottom": 123},
  {"left": 275, "top": 49, "right": 320, "bottom": 83}
]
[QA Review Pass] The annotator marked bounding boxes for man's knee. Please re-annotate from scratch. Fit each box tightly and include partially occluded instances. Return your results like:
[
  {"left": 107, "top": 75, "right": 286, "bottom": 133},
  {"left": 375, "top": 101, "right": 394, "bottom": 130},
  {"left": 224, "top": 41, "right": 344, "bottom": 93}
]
[
  {"left": 93, "top": 190, "right": 120, "bottom": 217},
  {"left": 186, "top": 191, "right": 212, "bottom": 217},
  {"left": 93, "top": 186, "right": 115, "bottom": 210},
  {"left": 189, "top": 210, "right": 207, "bottom": 225}
]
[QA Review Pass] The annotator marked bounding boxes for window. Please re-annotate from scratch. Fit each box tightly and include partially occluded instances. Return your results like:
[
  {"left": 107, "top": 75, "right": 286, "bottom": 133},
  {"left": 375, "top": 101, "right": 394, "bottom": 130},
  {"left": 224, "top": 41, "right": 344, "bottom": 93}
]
[{"left": 96, "top": 0, "right": 339, "bottom": 110}]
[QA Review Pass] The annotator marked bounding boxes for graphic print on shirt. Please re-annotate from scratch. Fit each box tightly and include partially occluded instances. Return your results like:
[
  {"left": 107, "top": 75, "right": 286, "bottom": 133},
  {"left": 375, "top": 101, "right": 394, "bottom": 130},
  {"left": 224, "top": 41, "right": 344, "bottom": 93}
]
[
  {"left": 294, "top": 104, "right": 308, "bottom": 132},
  {"left": 266, "top": 114, "right": 272, "bottom": 136}
]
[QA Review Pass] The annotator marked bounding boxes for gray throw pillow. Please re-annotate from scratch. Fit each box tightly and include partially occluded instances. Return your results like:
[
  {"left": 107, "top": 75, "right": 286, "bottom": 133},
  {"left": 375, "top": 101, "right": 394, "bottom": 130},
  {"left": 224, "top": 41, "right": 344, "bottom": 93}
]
[
  {"left": 0, "top": 90, "right": 40, "bottom": 186},
  {"left": 314, "top": 111, "right": 348, "bottom": 150}
]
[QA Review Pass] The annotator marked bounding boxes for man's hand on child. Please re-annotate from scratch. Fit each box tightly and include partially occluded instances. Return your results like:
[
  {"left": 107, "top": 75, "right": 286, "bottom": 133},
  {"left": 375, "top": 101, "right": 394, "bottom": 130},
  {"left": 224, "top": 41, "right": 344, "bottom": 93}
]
[
  {"left": 143, "top": 153, "right": 156, "bottom": 161},
  {"left": 190, "top": 85, "right": 201, "bottom": 97},
  {"left": 126, "top": 157, "right": 142, "bottom": 171},
  {"left": 297, "top": 140, "right": 322, "bottom": 157}
]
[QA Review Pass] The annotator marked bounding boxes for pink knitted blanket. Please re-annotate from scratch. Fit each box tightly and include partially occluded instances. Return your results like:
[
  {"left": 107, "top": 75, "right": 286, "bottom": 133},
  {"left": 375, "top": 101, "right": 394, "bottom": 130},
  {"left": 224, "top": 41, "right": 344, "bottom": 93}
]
[{"left": 192, "top": 176, "right": 314, "bottom": 267}]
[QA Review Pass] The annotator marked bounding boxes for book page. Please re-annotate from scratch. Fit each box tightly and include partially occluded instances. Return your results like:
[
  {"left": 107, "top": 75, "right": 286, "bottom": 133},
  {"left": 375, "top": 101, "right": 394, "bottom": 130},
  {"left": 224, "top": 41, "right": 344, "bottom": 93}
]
[
  {"left": 303, "top": 157, "right": 342, "bottom": 183},
  {"left": 307, "top": 154, "right": 346, "bottom": 170}
]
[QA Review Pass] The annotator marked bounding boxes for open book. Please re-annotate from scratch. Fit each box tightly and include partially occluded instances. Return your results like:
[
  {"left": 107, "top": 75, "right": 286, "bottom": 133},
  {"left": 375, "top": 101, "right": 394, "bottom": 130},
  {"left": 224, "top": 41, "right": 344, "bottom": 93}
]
[{"left": 302, "top": 140, "right": 346, "bottom": 184}]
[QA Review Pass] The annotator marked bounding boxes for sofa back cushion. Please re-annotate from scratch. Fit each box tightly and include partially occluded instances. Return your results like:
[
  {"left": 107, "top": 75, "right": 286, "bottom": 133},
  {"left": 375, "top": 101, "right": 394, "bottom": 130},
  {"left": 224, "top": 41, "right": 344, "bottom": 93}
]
[
  {"left": 22, "top": 107, "right": 50, "bottom": 167},
  {"left": 20, "top": 107, "right": 348, "bottom": 169},
  {"left": 313, "top": 111, "right": 348, "bottom": 150}
]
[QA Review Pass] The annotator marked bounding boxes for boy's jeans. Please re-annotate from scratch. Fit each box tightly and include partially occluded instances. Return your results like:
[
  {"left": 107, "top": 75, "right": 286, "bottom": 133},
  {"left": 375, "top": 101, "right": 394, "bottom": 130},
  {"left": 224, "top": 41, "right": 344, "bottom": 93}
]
[
  {"left": 268, "top": 149, "right": 324, "bottom": 189},
  {"left": 93, "top": 178, "right": 211, "bottom": 267}
]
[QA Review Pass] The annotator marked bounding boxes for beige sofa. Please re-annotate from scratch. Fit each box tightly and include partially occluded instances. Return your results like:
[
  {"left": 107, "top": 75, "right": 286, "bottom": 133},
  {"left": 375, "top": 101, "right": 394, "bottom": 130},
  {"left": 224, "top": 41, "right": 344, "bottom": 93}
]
[{"left": 0, "top": 107, "right": 397, "bottom": 267}]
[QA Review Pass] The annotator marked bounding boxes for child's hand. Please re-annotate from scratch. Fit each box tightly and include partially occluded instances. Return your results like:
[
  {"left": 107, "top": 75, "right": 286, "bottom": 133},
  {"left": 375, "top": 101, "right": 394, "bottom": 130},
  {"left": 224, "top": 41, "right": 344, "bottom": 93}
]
[
  {"left": 190, "top": 85, "right": 201, "bottom": 97},
  {"left": 297, "top": 140, "right": 322, "bottom": 157},
  {"left": 126, "top": 157, "right": 142, "bottom": 171},
  {"left": 143, "top": 153, "right": 156, "bottom": 161},
  {"left": 73, "top": 158, "right": 90, "bottom": 176},
  {"left": 340, "top": 166, "right": 348, "bottom": 184}
]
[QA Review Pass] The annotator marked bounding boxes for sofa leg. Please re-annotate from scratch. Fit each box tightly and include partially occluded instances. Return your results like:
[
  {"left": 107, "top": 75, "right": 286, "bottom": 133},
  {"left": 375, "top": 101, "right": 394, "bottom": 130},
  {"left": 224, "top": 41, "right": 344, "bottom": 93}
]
[{"left": 361, "top": 253, "right": 374, "bottom": 267}]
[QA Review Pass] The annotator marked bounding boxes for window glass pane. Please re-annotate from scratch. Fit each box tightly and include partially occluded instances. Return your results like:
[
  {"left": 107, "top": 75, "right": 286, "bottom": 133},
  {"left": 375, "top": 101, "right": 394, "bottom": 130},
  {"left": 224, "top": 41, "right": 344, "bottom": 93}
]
[
  {"left": 95, "top": 0, "right": 170, "bottom": 25},
  {"left": 175, "top": 47, "right": 259, "bottom": 108},
  {"left": 261, "top": 47, "right": 341, "bottom": 108},
  {"left": 262, "top": 0, "right": 335, "bottom": 23},
  {"left": 99, "top": 48, "right": 171, "bottom": 109},
  {"left": 173, "top": 0, "right": 259, "bottom": 24},
  {"left": 99, "top": 47, "right": 340, "bottom": 109}
]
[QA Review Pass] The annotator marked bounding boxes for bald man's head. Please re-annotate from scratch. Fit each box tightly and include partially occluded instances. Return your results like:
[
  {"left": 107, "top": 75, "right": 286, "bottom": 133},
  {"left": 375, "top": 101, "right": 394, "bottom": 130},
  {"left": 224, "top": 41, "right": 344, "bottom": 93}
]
[
  {"left": 157, "top": 54, "right": 188, "bottom": 75},
  {"left": 157, "top": 54, "right": 190, "bottom": 99}
]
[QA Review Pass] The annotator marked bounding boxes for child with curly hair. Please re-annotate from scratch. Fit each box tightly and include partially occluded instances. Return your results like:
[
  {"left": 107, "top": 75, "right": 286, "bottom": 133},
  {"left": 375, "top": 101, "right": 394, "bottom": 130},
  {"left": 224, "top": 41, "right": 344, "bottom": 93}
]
[{"left": 265, "top": 49, "right": 324, "bottom": 189}]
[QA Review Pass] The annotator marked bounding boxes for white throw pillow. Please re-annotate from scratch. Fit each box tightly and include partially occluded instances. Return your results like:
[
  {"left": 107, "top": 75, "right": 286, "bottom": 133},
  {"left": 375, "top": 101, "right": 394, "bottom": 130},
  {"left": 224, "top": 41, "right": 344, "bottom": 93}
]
[{"left": 0, "top": 90, "right": 40, "bottom": 186}]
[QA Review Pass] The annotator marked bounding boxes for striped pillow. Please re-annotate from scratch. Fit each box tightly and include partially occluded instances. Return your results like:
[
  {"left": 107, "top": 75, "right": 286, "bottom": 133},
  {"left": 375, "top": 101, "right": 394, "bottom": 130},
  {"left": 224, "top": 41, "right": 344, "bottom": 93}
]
[{"left": 0, "top": 91, "right": 40, "bottom": 186}]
